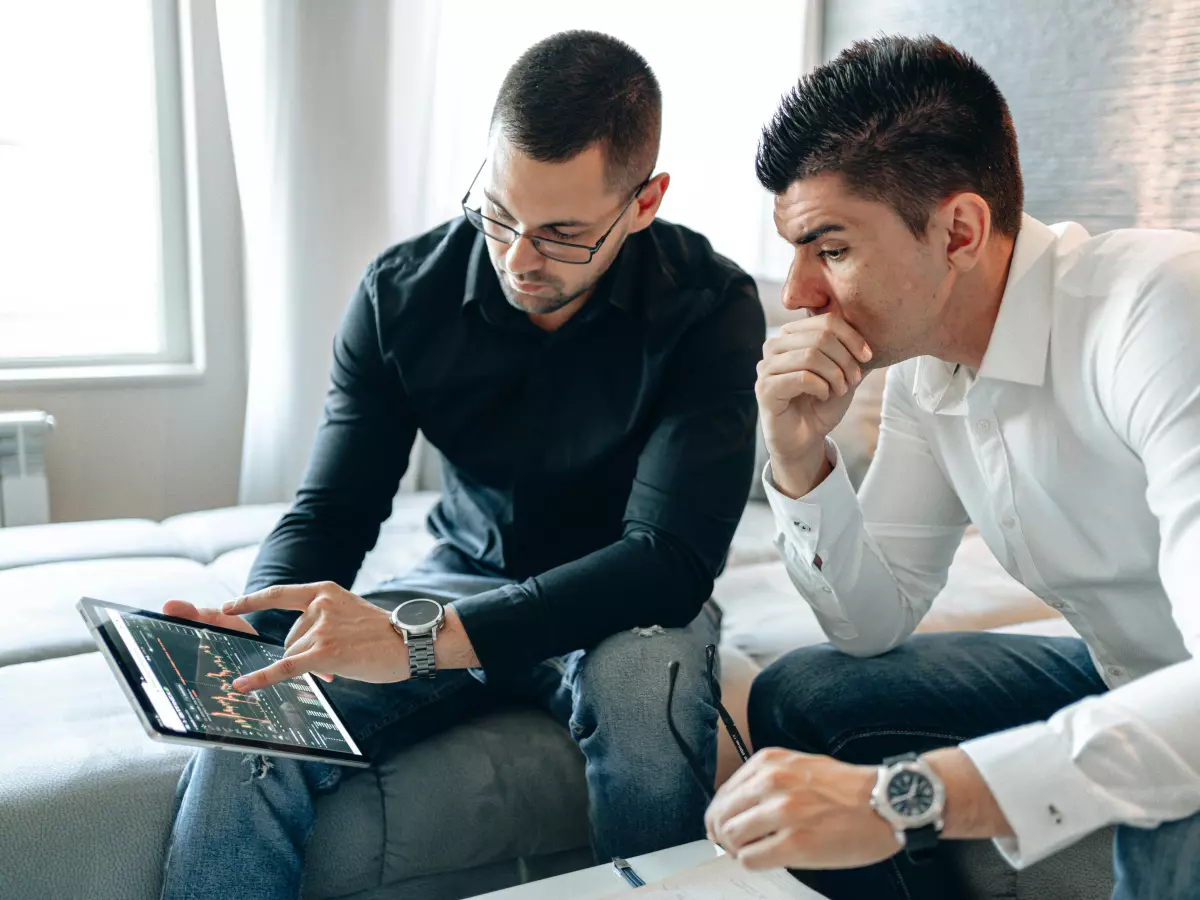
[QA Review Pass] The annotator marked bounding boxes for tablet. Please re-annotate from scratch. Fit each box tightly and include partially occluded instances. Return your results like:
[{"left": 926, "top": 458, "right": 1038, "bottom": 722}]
[{"left": 77, "top": 597, "right": 370, "bottom": 767}]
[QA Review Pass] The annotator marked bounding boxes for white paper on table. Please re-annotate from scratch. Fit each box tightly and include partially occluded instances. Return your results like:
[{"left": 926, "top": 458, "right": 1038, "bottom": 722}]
[{"left": 598, "top": 854, "right": 829, "bottom": 899}]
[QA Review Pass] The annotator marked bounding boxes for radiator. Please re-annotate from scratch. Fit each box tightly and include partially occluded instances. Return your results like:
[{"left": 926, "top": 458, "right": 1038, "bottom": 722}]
[{"left": 0, "top": 411, "right": 55, "bottom": 527}]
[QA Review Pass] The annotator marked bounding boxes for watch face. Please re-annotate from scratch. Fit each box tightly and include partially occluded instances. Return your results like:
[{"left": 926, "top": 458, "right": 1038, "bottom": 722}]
[
  {"left": 391, "top": 599, "right": 442, "bottom": 629},
  {"left": 887, "top": 771, "right": 936, "bottom": 818}
]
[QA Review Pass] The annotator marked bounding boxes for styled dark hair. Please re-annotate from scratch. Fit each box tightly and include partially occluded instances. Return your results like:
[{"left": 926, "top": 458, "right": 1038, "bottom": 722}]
[
  {"left": 490, "top": 31, "right": 661, "bottom": 194},
  {"left": 757, "top": 35, "right": 1023, "bottom": 237}
]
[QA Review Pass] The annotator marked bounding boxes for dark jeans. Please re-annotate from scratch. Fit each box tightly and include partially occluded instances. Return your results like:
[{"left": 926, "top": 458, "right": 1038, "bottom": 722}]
[
  {"left": 749, "top": 632, "right": 1200, "bottom": 900},
  {"left": 160, "top": 543, "right": 722, "bottom": 900}
]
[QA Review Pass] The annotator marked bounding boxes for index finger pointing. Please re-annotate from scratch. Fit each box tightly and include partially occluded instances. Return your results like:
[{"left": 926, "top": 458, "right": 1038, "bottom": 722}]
[
  {"left": 232, "top": 648, "right": 319, "bottom": 693},
  {"left": 222, "top": 583, "right": 320, "bottom": 616}
]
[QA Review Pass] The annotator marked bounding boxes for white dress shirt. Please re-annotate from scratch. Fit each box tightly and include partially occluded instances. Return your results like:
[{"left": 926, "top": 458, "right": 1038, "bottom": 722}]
[{"left": 764, "top": 213, "right": 1200, "bottom": 867}]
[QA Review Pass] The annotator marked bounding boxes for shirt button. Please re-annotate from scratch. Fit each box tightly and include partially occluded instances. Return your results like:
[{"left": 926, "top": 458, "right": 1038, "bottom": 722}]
[
  {"left": 821, "top": 586, "right": 833, "bottom": 594},
  {"left": 1108, "top": 666, "right": 1126, "bottom": 678},
  {"left": 1049, "top": 601, "right": 1065, "bottom": 610},
  {"left": 977, "top": 420, "right": 991, "bottom": 432},
  {"left": 795, "top": 522, "right": 812, "bottom": 532},
  {"left": 1002, "top": 516, "right": 1015, "bottom": 529}
]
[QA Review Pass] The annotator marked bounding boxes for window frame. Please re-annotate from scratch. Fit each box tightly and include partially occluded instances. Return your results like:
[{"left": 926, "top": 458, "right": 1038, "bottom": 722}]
[{"left": 0, "top": 0, "right": 203, "bottom": 385}]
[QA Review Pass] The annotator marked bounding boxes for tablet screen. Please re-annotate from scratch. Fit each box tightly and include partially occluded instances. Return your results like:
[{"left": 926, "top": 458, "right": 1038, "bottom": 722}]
[{"left": 101, "top": 606, "right": 364, "bottom": 760}]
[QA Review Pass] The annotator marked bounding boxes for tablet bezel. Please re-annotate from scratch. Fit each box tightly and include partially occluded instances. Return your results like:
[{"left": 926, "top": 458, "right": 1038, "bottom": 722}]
[{"left": 77, "top": 596, "right": 371, "bottom": 768}]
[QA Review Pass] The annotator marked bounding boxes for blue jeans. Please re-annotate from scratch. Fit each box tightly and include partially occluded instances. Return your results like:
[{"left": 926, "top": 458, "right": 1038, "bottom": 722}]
[
  {"left": 160, "top": 544, "right": 721, "bottom": 900},
  {"left": 749, "top": 633, "right": 1200, "bottom": 900}
]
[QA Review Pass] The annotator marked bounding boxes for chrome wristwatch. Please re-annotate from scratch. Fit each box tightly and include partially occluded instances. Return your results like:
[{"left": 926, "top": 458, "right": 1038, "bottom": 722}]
[
  {"left": 388, "top": 598, "right": 445, "bottom": 680},
  {"left": 870, "top": 752, "right": 946, "bottom": 864}
]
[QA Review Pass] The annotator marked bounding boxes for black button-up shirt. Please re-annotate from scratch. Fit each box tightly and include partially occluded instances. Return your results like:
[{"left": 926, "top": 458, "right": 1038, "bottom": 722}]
[{"left": 247, "top": 216, "right": 765, "bottom": 676}]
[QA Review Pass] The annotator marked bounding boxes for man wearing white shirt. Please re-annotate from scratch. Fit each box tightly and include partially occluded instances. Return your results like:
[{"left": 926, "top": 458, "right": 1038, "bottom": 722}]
[{"left": 704, "top": 34, "right": 1200, "bottom": 900}]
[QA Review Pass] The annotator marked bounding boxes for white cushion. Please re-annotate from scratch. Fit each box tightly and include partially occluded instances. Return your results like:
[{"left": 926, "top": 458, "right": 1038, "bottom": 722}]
[
  {"left": 162, "top": 492, "right": 439, "bottom": 571},
  {"left": 716, "top": 529, "right": 1064, "bottom": 668},
  {"left": 206, "top": 545, "right": 259, "bottom": 596},
  {"left": 354, "top": 530, "right": 440, "bottom": 593},
  {"left": 726, "top": 501, "right": 778, "bottom": 568},
  {"left": 0, "top": 557, "right": 234, "bottom": 667},
  {"left": 161, "top": 504, "right": 290, "bottom": 564},
  {"left": 0, "top": 519, "right": 188, "bottom": 571},
  {"left": 716, "top": 562, "right": 827, "bottom": 667}
]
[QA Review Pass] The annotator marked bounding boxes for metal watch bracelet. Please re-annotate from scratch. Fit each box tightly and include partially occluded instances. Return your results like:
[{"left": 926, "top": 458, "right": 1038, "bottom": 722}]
[{"left": 407, "top": 633, "right": 437, "bottom": 680}]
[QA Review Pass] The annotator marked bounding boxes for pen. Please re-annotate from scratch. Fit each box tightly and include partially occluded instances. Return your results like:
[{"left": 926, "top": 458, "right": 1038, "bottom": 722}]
[{"left": 612, "top": 857, "right": 646, "bottom": 888}]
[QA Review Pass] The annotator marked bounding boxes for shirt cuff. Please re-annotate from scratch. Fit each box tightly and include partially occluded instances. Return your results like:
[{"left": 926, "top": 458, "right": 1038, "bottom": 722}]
[
  {"left": 761, "top": 439, "right": 859, "bottom": 563},
  {"left": 450, "top": 582, "right": 540, "bottom": 678},
  {"left": 960, "top": 722, "right": 1116, "bottom": 869}
]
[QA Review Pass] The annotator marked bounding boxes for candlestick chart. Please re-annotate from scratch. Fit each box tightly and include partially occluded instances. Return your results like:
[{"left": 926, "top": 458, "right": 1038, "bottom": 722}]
[{"left": 117, "top": 613, "right": 356, "bottom": 754}]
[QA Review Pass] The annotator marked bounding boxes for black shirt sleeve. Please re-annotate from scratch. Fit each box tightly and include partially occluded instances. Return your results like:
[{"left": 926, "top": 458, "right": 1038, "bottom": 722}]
[
  {"left": 452, "top": 274, "right": 765, "bottom": 676},
  {"left": 245, "top": 265, "right": 417, "bottom": 594}
]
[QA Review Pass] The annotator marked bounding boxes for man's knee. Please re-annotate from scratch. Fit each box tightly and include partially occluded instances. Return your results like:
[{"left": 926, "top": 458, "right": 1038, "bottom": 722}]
[
  {"left": 573, "top": 625, "right": 716, "bottom": 759},
  {"left": 748, "top": 643, "right": 889, "bottom": 756},
  {"left": 181, "top": 747, "right": 333, "bottom": 803}
]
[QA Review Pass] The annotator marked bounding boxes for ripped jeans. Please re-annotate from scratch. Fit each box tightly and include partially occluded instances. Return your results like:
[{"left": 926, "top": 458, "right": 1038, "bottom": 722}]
[{"left": 160, "top": 542, "right": 722, "bottom": 900}]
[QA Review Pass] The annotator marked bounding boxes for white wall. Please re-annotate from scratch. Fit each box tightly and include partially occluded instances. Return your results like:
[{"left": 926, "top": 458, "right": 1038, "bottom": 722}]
[{"left": 0, "top": 0, "right": 247, "bottom": 524}]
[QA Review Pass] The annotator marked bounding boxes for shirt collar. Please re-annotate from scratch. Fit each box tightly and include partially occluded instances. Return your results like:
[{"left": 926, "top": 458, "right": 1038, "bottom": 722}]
[
  {"left": 603, "top": 225, "right": 682, "bottom": 313},
  {"left": 462, "top": 231, "right": 501, "bottom": 309},
  {"left": 913, "top": 213, "right": 1058, "bottom": 415}
]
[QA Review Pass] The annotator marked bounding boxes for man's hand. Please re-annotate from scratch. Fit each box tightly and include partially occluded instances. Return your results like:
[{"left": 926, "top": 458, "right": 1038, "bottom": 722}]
[
  {"left": 220, "top": 583, "right": 480, "bottom": 692},
  {"left": 705, "top": 746, "right": 1016, "bottom": 871},
  {"left": 757, "top": 315, "right": 873, "bottom": 498},
  {"left": 705, "top": 748, "right": 900, "bottom": 870},
  {"left": 215, "top": 583, "right": 406, "bottom": 691},
  {"left": 162, "top": 598, "right": 336, "bottom": 682}
]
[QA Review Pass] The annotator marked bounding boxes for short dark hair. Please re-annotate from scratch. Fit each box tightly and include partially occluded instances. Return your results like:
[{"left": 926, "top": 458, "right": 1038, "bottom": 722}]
[
  {"left": 490, "top": 31, "right": 661, "bottom": 195},
  {"left": 756, "top": 35, "right": 1023, "bottom": 237}
]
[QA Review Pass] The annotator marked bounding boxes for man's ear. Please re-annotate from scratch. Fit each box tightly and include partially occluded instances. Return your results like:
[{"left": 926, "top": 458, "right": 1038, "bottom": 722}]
[
  {"left": 628, "top": 172, "right": 670, "bottom": 234},
  {"left": 936, "top": 192, "right": 991, "bottom": 274}
]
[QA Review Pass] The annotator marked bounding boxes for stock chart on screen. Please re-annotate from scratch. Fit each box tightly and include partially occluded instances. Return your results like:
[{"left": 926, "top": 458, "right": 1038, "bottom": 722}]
[{"left": 110, "top": 611, "right": 360, "bottom": 755}]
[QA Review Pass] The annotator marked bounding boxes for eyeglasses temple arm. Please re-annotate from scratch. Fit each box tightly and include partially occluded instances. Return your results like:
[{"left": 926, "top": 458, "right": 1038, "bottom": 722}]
[
  {"left": 706, "top": 644, "right": 751, "bottom": 763},
  {"left": 667, "top": 660, "right": 714, "bottom": 803}
]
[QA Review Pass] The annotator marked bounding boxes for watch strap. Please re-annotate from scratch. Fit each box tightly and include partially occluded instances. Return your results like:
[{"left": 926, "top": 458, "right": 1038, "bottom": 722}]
[
  {"left": 408, "top": 633, "right": 437, "bottom": 680},
  {"left": 882, "top": 752, "right": 941, "bottom": 866},
  {"left": 902, "top": 824, "right": 939, "bottom": 864}
]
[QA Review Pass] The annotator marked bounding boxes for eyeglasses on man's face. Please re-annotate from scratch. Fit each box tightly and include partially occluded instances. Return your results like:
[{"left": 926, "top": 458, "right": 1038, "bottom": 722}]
[{"left": 460, "top": 160, "right": 651, "bottom": 265}]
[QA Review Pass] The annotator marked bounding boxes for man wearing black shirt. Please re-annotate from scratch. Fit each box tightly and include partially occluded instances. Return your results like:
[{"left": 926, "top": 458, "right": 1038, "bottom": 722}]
[{"left": 161, "top": 31, "right": 763, "bottom": 899}]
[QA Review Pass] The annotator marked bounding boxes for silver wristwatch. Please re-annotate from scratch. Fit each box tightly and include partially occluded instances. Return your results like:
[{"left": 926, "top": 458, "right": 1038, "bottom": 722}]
[
  {"left": 869, "top": 752, "right": 946, "bottom": 864},
  {"left": 388, "top": 598, "right": 446, "bottom": 680}
]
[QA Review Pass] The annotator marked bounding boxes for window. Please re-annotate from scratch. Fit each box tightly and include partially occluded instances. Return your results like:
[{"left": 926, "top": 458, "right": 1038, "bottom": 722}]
[{"left": 0, "top": 0, "right": 193, "bottom": 374}]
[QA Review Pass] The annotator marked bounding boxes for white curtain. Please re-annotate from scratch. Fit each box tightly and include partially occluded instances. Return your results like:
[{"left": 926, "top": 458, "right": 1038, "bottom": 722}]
[
  {"left": 405, "top": 0, "right": 820, "bottom": 280},
  {"left": 217, "top": 0, "right": 820, "bottom": 504},
  {"left": 217, "top": 0, "right": 400, "bottom": 503}
]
